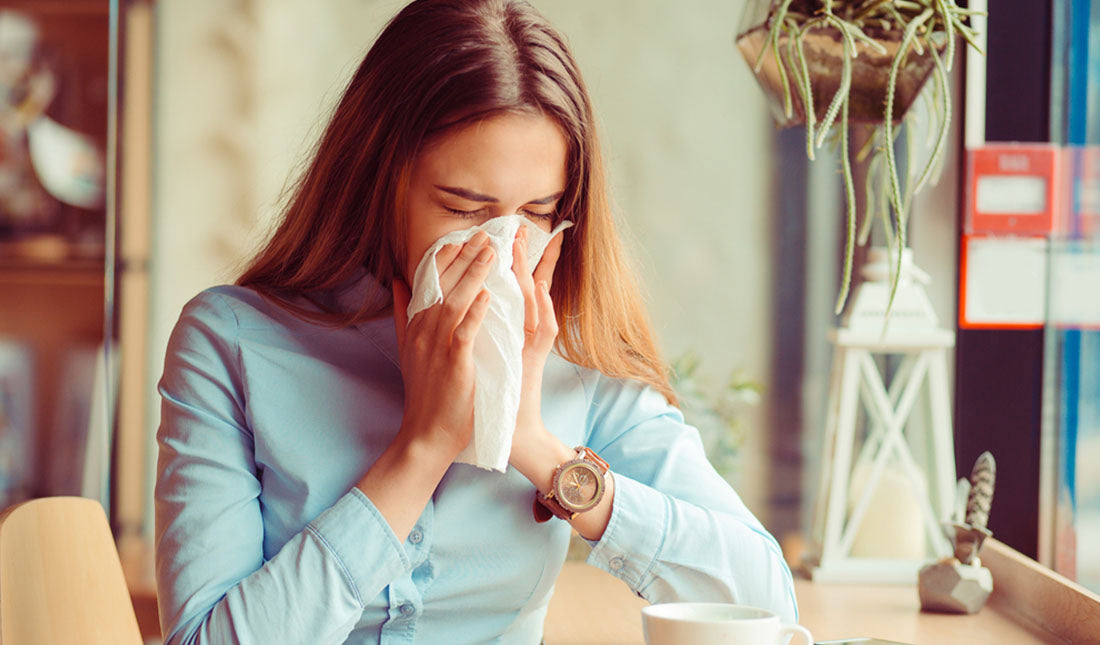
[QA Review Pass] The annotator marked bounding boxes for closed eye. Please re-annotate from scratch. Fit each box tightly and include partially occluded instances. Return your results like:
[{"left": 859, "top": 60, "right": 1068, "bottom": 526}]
[
  {"left": 444, "top": 206, "right": 488, "bottom": 218},
  {"left": 522, "top": 209, "right": 556, "bottom": 221}
]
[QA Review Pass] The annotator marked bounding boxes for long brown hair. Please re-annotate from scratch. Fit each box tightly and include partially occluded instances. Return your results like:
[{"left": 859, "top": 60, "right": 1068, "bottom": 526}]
[{"left": 238, "top": 0, "right": 675, "bottom": 404}]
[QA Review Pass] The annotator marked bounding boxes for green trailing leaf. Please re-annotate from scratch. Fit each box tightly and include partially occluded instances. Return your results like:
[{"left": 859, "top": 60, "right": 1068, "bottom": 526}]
[
  {"left": 784, "top": 22, "right": 802, "bottom": 118},
  {"left": 913, "top": 43, "right": 951, "bottom": 194},
  {"left": 936, "top": 0, "right": 957, "bottom": 70},
  {"left": 902, "top": 112, "right": 917, "bottom": 216},
  {"left": 878, "top": 138, "right": 894, "bottom": 250},
  {"left": 883, "top": 8, "right": 933, "bottom": 314},
  {"left": 844, "top": 23, "right": 889, "bottom": 55},
  {"left": 893, "top": 0, "right": 924, "bottom": 11},
  {"left": 859, "top": 137, "right": 880, "bottom": 245},
  {"left": 815, "top": 16, "right": 855, "bottom": 149},
  {"left": 885, "top": 9, "right": 933, "bottom": 216},
  {"left": 854, "top": 0, "right": 894, "bottom": 21},
  {"left": 952, "top": 16, "right": 984, "bottom": 54},
  {"left": 856, "top": 124, "right": 877, "bottom": 162},
  {"left": 921, "top": 76, "right": 938, "bottom": 148},
  {"left": 793, "top": 18, "right": 820, "bottom": 160},
  {"left": 836, "top": 95, "right": 857, "bottom": 315},
  {"left": 754, "top": 0, "right": 793, "bottom": 72},
  {"left": 757, "top": 0, "right": 796, "bottom": 118}
]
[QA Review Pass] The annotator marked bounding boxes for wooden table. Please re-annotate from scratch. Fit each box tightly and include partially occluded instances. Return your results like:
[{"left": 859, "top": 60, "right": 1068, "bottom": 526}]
[
  {"left": 544, "top": 562, "right": 648, "bottom": 644},
  {"left": 792, "top": 578, "right": 1059, "bottom": 644},
  {"left": 124, "top": 537, "right": 1096, "bottom": 644},
  {"left": 543, "top": 539, "right": 1099, "bottom": 645}
]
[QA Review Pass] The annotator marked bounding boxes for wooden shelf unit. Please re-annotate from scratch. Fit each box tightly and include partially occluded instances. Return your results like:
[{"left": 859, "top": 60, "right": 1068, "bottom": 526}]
[
  {"left": 0, "top": 264, "right": 105, "bottom": 499},
  {"left": 0, "top": 258, "right": 106, "bottom": 287},
  {"left": 1, "top": 1, "right": 153, "bottom": 544}
]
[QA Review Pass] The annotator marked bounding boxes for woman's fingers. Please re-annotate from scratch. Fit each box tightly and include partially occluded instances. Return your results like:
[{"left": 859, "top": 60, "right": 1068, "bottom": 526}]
[
  {"left": 415, "top": 225, "right": 559, "bottom": 353},
  {"left": 532, "top": 231, "right": 563, "bottom": 289},
  {"left": 512, "top": 227, "right": 538, "bottom": 336},
  {"left": 438, "top": 231, "right": 490, "bottom": 294},
  {"left": 452, "top": 289, "right": 491, "bottom": 349},
  {"left": 533, "top": 280, "right": 558, "bottom": 352},
  {"left": 429, "top": 242, "right": 461, "bottom": 285},
  {"left": 435, "top": 244, "right": 494, "bottom": 336}
]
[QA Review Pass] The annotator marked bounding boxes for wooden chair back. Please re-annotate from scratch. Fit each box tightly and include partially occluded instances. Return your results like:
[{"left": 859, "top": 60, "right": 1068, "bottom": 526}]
[{"left": 0, "top": 496, "right": 143, "bottom": 645}]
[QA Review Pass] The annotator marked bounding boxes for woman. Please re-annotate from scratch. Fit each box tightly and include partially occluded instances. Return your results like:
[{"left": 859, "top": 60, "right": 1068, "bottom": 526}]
[{"left": 154, "top": 0, "right": 798, "bottom": 643}]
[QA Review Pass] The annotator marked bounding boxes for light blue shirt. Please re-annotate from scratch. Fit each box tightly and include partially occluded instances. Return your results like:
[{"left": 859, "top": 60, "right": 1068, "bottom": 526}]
[{"left": 154, "top": 269, "right": 798, "bottom": 645}]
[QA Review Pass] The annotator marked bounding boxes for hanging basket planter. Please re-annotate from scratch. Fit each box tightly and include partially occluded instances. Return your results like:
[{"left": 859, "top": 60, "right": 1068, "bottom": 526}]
[
  {"left": 735, "top": 0, "right": 984, "bottom": 315},
  {"left": 737, "top": 24, "right": 939, "bottom": 126}
]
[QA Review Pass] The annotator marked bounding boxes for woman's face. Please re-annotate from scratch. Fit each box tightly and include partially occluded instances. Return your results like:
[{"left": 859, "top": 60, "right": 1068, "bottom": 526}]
[{"left": 403, "top": 112, "right": 568, "bottom": 284}]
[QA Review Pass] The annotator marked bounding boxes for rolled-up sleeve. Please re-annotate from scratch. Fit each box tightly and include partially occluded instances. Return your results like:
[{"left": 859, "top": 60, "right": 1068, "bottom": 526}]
[
  {"left": 154, "top": 292, "right": 410, "bottom": 645},
  {"left": 580, "top": 370, "right": 799, "bottom": 623}
]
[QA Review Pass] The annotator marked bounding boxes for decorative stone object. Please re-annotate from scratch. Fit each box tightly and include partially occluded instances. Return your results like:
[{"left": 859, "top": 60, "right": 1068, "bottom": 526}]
[
  {"left": 918, "top": 452, "right": 996, "bottom": 614},
  {"left": 918, "top": 556, "right": 994, "bottom": 614}
]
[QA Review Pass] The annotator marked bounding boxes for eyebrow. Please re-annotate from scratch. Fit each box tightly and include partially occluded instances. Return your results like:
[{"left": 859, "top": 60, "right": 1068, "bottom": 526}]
[{"left": 434, "top": 184, "right": 563, "bottom": 205}]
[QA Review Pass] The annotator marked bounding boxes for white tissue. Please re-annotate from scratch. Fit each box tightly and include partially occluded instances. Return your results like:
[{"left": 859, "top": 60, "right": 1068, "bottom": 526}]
[{"left": 408, "top": 214, "right": 574, "bottom": 472}]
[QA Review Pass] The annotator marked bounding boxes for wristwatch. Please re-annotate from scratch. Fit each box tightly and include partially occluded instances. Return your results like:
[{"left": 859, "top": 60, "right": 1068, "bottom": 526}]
[{"left": 533, "top": 447, "right": 609, "bottom": 523}]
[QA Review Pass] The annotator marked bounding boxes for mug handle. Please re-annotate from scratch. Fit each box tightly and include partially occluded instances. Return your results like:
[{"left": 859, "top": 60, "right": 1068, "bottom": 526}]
[{"left": 776, "top": 623, "right": 813, "bottom": 645}]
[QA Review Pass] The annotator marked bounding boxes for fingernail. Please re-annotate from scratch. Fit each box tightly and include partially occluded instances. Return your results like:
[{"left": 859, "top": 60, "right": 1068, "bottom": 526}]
[
  {"left": 477, "top": 247, "right": 494, "bottom": 264},
  {"left": 472, "top": 231, "right": 489, "bottom": 247}
]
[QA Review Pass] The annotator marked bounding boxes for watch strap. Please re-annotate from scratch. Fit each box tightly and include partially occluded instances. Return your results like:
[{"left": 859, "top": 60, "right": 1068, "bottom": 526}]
[
  {"left": 533, "top": 492, "right": 570, "bottom": 523},
  {"left": 575, "top": 446, "right": 609, "bottom": 474}
]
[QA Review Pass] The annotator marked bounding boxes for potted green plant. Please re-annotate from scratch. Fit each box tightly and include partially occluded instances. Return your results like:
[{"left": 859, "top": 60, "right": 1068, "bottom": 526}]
[
  {"left": 669, "top": 352, "right": 760, "bottom": 482},
  {"left": 736, "top": 0, "right": 984, "bottom": 312}
]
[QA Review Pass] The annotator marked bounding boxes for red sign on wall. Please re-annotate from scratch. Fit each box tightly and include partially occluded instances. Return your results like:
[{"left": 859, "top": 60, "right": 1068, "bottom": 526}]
[{"left": 966, "top": 144, "right": 1065, "bottom": 236}]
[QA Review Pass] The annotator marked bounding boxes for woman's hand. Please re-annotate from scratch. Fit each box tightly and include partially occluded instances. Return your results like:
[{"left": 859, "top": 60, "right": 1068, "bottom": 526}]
[
  {"left": 508, "top": 226, "right": 574, "bottom": 484},
  {"left": 391, "top": 231, "right": 495, "bottom": 458},
  {"left": 356, "top": 234, "right": 494, "bottom": 540}
]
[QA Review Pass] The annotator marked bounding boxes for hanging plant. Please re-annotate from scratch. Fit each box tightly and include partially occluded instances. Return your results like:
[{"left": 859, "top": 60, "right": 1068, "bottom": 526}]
[{"left": 736, "top": 0, "right": 984, "bottom": 313}]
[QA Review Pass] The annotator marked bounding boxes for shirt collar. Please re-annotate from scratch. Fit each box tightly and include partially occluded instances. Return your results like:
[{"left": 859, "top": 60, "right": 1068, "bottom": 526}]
[{"left": 331, "top": 267, "right": 401, "bottom": 369}]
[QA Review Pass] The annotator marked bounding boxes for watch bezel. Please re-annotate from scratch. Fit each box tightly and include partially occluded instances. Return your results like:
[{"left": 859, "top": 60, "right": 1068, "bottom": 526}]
[{"left": 552, "top": 458, "right": 605, "bottom": 513}]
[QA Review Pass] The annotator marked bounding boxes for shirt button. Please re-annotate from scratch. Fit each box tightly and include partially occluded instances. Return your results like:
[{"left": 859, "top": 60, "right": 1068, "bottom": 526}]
[
  {"left": 609, "top": 556, "right": 625, "bottom": 571},
  {"left": 409, "top": 529, "right": 423, "bottom": 545},
  {"left": 399, "top": 603, "right": 415, "bottom": 617}
]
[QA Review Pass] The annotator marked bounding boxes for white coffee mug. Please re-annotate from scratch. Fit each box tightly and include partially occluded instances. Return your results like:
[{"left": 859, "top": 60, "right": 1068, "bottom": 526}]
[{"left": 642, "top": 602, "right": 813, "bottom": 645}]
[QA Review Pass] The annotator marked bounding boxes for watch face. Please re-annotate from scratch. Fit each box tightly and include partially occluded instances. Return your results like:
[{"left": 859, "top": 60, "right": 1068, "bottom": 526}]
[{"left": 556, "top": 461, "right": 603, "bottom": 512}]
